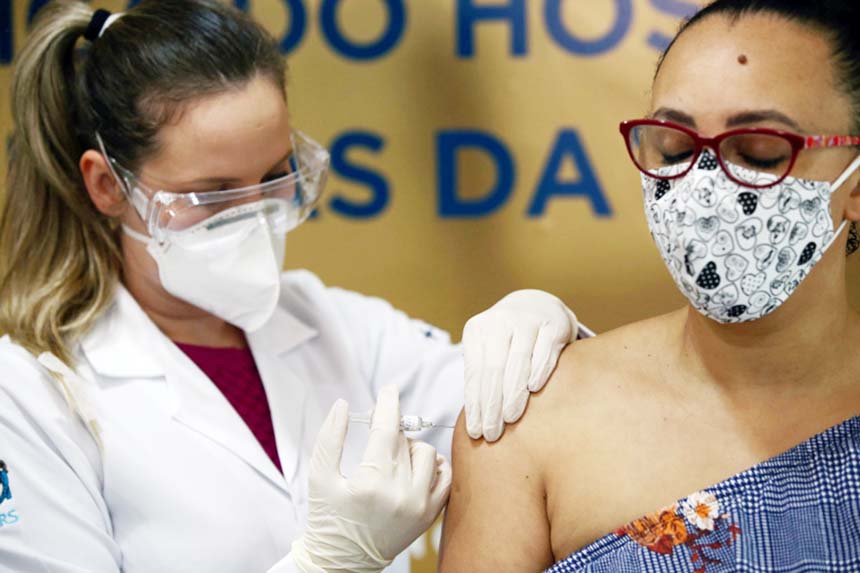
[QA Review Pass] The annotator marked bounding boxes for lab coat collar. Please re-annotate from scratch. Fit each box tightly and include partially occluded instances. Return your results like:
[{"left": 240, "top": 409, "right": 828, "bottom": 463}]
[
  {"left": 81, "top": 285, "right": 319, "bottom": 378},
  {"left": 80, "top": 284, "right": 166, "bottom": 378}
]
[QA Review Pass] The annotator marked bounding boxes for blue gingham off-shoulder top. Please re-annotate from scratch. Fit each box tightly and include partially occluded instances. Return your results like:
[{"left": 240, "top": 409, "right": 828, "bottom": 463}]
[{"left": 547, "top": 416, "right": 860, "bottom": 573}]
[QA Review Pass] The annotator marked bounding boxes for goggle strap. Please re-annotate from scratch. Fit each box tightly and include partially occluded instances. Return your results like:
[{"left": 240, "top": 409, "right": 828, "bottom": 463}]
[{"left": 94, "top": 132, "right": 126, "bottom": 194}]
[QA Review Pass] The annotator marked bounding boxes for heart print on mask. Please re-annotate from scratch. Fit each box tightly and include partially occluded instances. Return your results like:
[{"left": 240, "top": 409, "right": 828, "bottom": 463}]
[
  {"left": 776, "top": 247, "right": 796, "bottom": 273},
  {"left": 778, "top": 188, "right": 801, "bottom": 213},
  {"left": 767, "top": 215, "right": 790, "bottom": 244},
  {"left": 789, "top": 221, "right": 809, "bottom": 246},
  {"left": 696, "top": 216, "right": 721, "bottom": 242},
  {"left": 712, "top": 231, "right": 734, "bottom": 257},
  {"left": 813, "top": 211, "right": 832, "bottom": 238},
  {"left": 741, "top": 272, "right": 766, "bottom": 296},
  {"left": 724, "top": 254, "right": 748, "bottom": 281},
  {"left": 737, "top": 192, "right": 758, "bottom": 216},
  {"left": 717, "top": 194, "right": 740, "bottom": 223},
  {"left": 800, "top": 198, "right": 822, "bottom": 222},
  {"left": 735, "top": 218, "right": 763, "bottom": 251}
]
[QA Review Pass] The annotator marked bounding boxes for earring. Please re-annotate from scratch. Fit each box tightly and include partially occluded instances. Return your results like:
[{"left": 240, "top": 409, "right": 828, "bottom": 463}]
[{"left": 847, "top": 222, "right": 859, "bottom": 256}]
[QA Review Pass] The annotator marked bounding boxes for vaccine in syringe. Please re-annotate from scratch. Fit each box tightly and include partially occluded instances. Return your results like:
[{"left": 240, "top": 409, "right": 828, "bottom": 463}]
[{"left": 349, "top": 412, "right": 455, "bottom": 432}]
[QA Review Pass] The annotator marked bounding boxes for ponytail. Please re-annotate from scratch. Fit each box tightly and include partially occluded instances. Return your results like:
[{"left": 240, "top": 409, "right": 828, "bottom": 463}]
[{"left": 0, "top": 1, "right": 121, "bottom": 364}]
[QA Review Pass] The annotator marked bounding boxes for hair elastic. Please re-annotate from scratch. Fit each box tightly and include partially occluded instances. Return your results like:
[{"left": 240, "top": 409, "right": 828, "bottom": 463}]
[{"left": 83, "top": 9, "right": 123, "bottom": 42}]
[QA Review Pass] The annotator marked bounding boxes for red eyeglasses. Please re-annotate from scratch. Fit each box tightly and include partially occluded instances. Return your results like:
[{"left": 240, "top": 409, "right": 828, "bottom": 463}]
[{"left": 619, "top": 118, "right": 860, "bottom": 189}]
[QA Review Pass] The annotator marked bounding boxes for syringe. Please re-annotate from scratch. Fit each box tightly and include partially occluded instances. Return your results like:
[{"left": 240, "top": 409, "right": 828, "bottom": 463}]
[{"left": 349, "top": 411, "right": 455, "bottom": 432}]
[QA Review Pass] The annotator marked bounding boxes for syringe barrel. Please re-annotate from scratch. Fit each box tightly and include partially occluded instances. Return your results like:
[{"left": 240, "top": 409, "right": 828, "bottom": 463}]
[
  {"left": 400, "top": 415, "right": 431, "bottom": 432},
  {"left": 349, "top": 412, "right": 433, "bottom": 432}
]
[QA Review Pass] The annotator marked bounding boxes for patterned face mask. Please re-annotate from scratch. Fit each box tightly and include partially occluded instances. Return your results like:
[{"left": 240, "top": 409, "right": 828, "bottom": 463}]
[{"left": 642, "top": 152, "right": 860, "bottom": 323}]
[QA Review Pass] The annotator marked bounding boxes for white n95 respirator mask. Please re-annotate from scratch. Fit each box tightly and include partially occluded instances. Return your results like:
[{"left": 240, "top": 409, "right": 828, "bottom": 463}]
[
  {"left": 124, "top": 200, "right": 287, "bottom": 332},
  {"left": 643, "top": 151, "right": 860, "bottom": 324}
]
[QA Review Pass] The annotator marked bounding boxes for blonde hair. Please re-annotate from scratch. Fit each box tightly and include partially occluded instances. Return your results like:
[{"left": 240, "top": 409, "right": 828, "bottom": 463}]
[
  {"left": 0, "top": 0, "right": 286, "bottom": 366},
  {"left": 0, "top": 1, "right": 120, "bottom": 365}
]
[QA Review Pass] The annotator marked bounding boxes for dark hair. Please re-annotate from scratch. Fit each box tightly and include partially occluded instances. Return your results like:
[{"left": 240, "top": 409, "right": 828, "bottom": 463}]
[
  {"left": 81, "top": 0, "right": 287, "bottom": 169},
  {"left": 659, "top": 0, "right": 860, "bottom": 131},
  {"left": 0, "top": 0, "right": 286, "bottom": 362}
]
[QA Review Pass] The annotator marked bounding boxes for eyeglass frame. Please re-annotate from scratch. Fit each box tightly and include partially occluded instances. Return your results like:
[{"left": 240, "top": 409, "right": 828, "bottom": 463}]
[{"left": 619, "top": 118, "right": 860, "bottom": 189}]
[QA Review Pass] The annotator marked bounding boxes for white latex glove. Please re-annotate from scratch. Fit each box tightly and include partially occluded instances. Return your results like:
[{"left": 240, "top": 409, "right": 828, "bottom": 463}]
[
  {"left": 291, "top": 385, "right": 452, "bottom": 573},
  {"left": 463, "top": 289, "right": 578, "bottom": 442}
]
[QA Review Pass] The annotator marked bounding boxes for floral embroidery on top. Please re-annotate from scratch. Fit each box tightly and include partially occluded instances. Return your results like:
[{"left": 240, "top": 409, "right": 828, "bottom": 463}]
[
  {"left": 681, "top": 491, "right": 720, "bottom": 531},
  {"left": 615, "top": 491, "right": 742, "bottom": 573}
]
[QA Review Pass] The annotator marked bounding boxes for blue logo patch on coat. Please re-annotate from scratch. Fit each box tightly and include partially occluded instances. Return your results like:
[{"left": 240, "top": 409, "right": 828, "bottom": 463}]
[
  {"left": 412, "top": 320, "right": 451, "bottom": 344},
  {"left": 0, "top": 460, "right": 11, "bottom": 505}
]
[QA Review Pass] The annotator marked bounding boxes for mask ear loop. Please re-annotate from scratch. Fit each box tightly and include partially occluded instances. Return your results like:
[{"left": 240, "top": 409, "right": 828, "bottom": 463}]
[
  {"left": 122, "top": 224, "right": 154, "bottom": 245},
  {"left": 831, "top": 154, "right": 860, "bottom": 192},
  {"left": 817, "top": 154, "right": 860, "bottom": 254}
]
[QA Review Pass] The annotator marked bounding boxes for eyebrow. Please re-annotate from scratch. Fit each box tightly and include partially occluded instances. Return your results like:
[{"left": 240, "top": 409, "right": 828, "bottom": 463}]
[
  {"left": 651, "top": 107, "right": 697, "bottom": 128},
  {"left": 724, "top": 110, "right": 801, "bottom": 131},
  {"left": 650, "top": 107, "right": 802, "bottom": 131},
  {"left": 181, "top": 147, "right": 295, "bottom": 188}
]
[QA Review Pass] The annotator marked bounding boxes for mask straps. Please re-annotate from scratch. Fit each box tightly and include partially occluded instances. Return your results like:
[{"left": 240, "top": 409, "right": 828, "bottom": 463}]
[
  {"left": 122, "top": 224, "right": 154, "bottom": 245},
  {"left": 832, "top": 154, "right": 860, "bottom": 192},
  {"left": 824, "top": 154, "right": 860, "bottom": 249}
]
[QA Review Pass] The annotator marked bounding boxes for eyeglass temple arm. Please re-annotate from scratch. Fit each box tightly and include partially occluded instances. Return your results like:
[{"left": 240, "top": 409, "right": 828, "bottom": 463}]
[{"left": 804, "top": 135, "right": 860, "bottom": 149}]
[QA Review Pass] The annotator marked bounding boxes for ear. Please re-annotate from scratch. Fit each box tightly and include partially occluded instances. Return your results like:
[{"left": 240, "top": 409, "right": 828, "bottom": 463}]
[
  {"left": 845, "top": 188, "right": 860, "bottom": 222},
  {"left": 80, "top": 149, "right": 127, "bottom": 217}
]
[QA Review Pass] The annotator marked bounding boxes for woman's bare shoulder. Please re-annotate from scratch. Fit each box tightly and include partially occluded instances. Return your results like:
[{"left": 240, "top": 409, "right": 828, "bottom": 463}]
[{"left": 527, "top": 310, "right": 685, "bottom": 423}]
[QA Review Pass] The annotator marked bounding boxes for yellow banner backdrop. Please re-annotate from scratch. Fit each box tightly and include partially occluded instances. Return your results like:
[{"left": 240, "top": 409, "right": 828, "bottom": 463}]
[{"left": 4, "top": 1, "right": 860, "bottom": 570}]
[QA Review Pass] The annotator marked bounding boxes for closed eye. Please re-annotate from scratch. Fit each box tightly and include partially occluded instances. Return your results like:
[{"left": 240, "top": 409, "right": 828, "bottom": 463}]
[
  {"left": 661, "top": 150, "right": 695, "bottom": 165},
  {"left": 738, "top": 153, "right": 789, "bottom": 170}
]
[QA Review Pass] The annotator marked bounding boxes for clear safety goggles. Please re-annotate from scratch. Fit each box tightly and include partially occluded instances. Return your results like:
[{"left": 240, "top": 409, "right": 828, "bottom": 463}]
[{"left": 97, "top": 130, "right": 329, "bottom": 247}]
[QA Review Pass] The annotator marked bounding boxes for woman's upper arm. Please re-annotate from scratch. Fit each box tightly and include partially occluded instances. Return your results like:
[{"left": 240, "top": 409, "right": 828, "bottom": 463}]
[{"left": 439, "top": 411, "right": 554, "bottom": 572}]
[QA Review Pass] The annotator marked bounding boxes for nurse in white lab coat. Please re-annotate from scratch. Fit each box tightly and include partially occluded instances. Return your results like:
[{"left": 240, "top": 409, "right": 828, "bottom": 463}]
[{"left": 0, "top": 2, "right": 579, "bottom": 572}]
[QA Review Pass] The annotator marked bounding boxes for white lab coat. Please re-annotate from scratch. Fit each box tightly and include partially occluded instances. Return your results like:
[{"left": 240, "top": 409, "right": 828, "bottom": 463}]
[{"left": 0, "top": 270, "right": 463, "bottom": 573}]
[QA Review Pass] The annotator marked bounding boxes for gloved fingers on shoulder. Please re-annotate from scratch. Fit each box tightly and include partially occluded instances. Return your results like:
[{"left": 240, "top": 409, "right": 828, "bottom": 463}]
[
  {"left": 527, "top": 322, "right": 567, "bottom": 392},
  {"left": 502, "top": 384, "right": 530, "bottom": 426},
  {"left": 463, "top": 326, "right": 483, "bottom": 440},
  {"left": 474, "top": 326, "right": 514, "bottom": 441},
  {"left": 480, "top": 360, "right": 506, "bottom": 442},
  {"left": 466, "top": 329, "right": 511, "bottom": 440},
  {"left": 500, "top": 327, "right": 538, "bottom": 424},
  {"left": 480, "top": 328, "right": 515, "bottom": 372}
]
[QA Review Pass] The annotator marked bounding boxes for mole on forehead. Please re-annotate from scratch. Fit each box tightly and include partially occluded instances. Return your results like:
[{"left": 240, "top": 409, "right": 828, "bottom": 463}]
[{"left": 738, "top": 54, "right": 749, "bottom": 65}]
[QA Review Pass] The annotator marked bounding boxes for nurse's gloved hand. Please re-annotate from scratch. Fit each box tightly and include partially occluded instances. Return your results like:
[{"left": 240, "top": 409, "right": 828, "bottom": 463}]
[
  {"left": 463, "top": 289, "right": 578, "bottom": 442},
  {"left": 291, "top": 386, "right": 452, "bottom": 573}
]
